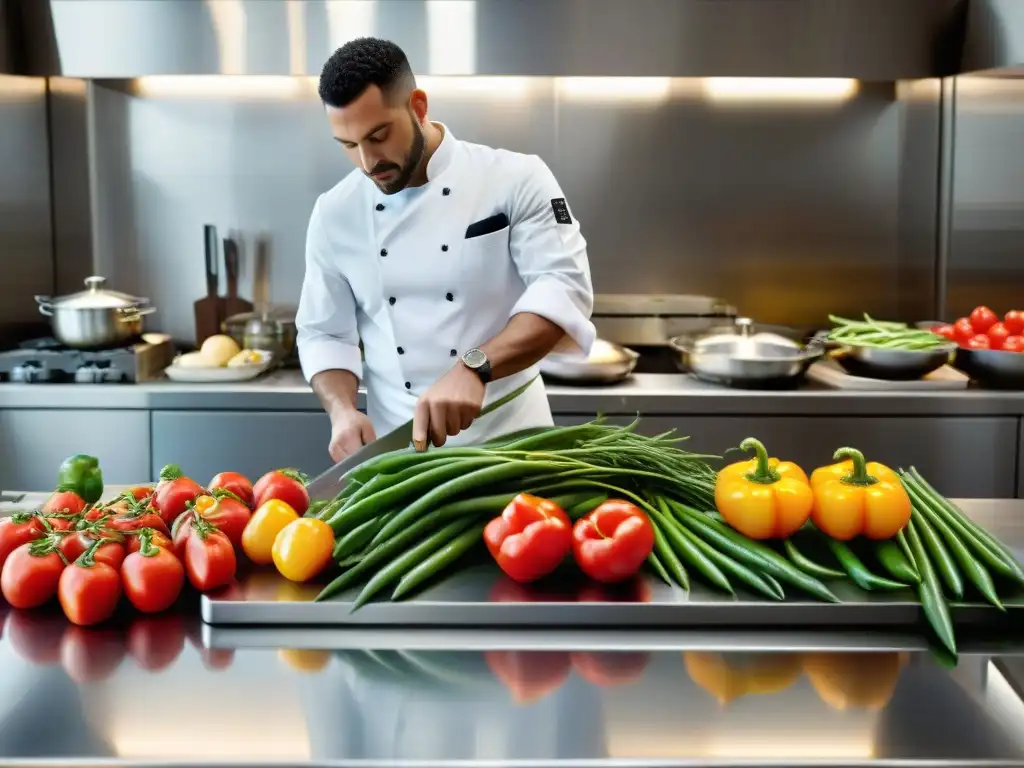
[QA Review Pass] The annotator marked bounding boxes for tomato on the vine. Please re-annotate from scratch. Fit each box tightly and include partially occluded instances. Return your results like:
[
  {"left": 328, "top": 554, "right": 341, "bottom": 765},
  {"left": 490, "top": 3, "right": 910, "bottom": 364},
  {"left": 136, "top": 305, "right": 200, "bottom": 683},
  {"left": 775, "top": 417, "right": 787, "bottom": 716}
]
[
  {"left": 184, "top": 518, "right": 236, "bottom": 592},
  {"left": 253, "top": 469, "right": 310, "bottom": 516},
  {"left": 122, "top": 529, "right": 184, "bottom": 614},
  {"left": 1, "top": 538, "right": 66, "bottom": 609},
  {"left": 208, "top": 471, "right": 254, "bottom": 509},
  {"left": 152, "top": 465, "right": 205, "bottom": 527},
  {"left": 58, "top": 545, "right": 122, "bottom": 627},
  {"left": 0, "top": 512, "right": 44, "bottom": 569}
]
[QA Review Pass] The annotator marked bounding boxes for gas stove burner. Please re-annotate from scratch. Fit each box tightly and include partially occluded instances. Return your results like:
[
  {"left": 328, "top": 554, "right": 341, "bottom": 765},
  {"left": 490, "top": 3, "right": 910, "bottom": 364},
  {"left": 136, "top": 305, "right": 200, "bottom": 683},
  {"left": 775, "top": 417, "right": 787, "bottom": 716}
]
[
  {"left": 11, "top": 362, "right": 52, "bottom": 383},
  {"left": 0, "top": 336, "right": 174, "bottom": 383}
]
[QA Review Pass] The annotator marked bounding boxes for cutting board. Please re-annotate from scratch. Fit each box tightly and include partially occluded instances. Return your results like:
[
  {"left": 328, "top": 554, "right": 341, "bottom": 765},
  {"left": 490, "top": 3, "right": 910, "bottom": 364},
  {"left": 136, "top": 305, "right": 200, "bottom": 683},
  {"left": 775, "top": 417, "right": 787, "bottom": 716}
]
[
  {"left": 223, "top": 235, "right": 253, "bottom": 319},
  {"left": 194, "top": 223, "right": 225, "bottom": 347},
  {"left": 808, "top": 359, "right": 969, "bottom": 390}
]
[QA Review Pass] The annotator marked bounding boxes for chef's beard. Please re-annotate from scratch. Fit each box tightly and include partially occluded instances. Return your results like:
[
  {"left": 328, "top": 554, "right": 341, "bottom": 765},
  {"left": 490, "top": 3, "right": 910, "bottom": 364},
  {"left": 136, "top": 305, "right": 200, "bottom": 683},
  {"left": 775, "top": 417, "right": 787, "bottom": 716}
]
[{"left": 368, "top": 114, "right": 426, "bottom": 195}]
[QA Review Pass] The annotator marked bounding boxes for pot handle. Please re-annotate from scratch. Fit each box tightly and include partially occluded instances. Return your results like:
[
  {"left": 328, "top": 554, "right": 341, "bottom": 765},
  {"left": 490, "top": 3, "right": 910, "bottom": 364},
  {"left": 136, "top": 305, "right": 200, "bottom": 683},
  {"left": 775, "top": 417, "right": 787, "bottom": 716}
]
[
  {"left": 117, "top": 306, "right": 157, "bottom": 322},
  {"left": 34, "top": 295, "right": 54, "bottom": 316}
]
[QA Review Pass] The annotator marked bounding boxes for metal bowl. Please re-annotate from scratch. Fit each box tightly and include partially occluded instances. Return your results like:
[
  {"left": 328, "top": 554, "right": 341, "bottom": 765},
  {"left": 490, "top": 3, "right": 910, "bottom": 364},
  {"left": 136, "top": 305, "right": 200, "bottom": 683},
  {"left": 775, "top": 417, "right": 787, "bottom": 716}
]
[
  {"left": 955, "top": 347, "right": 1024, "bottom": 389},
  {"left": 540, "top": 340, "right": 639, "bottom": 385},
  {"left": 829, "top": 343, "right": 956, "bottom": 381}
]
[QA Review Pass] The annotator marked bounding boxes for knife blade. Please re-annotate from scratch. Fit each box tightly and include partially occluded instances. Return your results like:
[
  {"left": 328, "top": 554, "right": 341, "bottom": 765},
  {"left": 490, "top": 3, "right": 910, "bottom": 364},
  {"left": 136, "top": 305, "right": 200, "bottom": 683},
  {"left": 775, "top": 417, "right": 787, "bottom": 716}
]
[{"left": 305, "top": 419, "right": 414, "bottom": 501}]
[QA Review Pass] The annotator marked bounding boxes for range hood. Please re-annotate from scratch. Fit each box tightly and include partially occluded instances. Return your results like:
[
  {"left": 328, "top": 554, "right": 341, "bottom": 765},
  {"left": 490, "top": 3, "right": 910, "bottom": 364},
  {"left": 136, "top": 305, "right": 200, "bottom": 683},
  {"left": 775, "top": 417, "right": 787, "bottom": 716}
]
[{"left": 15, "top": 0, "right": 968, "bottom": 79}]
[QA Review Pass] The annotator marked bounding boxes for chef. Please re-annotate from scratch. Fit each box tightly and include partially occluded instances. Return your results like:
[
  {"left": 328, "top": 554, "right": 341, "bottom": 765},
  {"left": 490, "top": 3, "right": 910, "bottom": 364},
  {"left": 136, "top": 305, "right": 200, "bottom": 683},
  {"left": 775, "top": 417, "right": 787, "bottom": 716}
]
[{"left": 296, "top": 38, "right": 595, "bottom": 460}]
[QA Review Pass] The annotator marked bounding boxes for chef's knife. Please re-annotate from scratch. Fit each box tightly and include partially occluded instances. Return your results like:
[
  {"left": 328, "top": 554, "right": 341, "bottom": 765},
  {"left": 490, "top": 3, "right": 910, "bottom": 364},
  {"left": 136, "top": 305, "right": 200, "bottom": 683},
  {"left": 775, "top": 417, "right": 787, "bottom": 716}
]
[{"left": 305, "top": 419, "right": 414, "bottom": 501}]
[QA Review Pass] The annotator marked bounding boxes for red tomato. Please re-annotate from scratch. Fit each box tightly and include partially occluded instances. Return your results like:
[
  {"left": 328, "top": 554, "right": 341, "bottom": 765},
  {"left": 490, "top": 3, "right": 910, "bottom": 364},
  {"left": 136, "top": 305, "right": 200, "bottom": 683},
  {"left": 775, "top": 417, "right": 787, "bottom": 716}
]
[
  {"left": 967, "top": 335, "right": 991, "bottom": 350},
  {"left": 0, "top": 513, "right": 44, "bottom": 569},
  {"left": 83, "top": 506, "right": 108, "bottom": 523},
  {"left": 122, "top": 542, "right": 184, "bottom": 614},
  {"left": 42, "top": 515, "right": 75, "bottom": 532},
  {"left": 1002, "top": 335, "right": 1024, "bottom": 353},
  {"left": 485, "top": 650, "right": 571, "bottom": 704},
  {"left": 1, "top": 540, "right": 66, "bottom": 609},
  {"left": 1003, "top": 310, "right": 1024, "bottom": 335},
  {"left": 970, "top": 305, "right": 999, "bottom": 333},
  {"left": 58, "top": 559, "right": 121, "bottom": 626},
  {"left": 58, "top": 531, "right": 96, "bottom": 563},
  {"left": 41, "top": 490, "right": 87, "bottom": 517},
  {"left": 571, "top": 501, "right": 655, "bottom": 584},
  {"left": 932, "top": 323, "right": 956, "bottom": 341},
  {"left": 184, "top": 523, "right": 237, "bottom": 592},
  {"left": 126, "top": 485, "right": 155, "bottom": 501},
  {"left": 171, "top": 511, "right": 193, "bottom": 558},
  {"left": 4, "top": 609, "right": 67, "bottom": 665},
  {"left": 60, "top": 626, "right": 127, "bottom": 683},
  {"left": 988, "top": 322, "right": 1011, "bottom": 350},
  {"left": 209, "top": 471, "right": 255, "bottom": 509},
  {"left": 953, "top": 317, "right": 976, "bottom": 343},
  {"left": 483, "top": 494, "right": 572, "bottom": 583},
  {"left": 125, "top": 527, "right": 173, "bottom": 555},
  {"left": 127, "top": 614, "right": 185, "bottom": 671},
  {"left": 571, "top": 651, "right": 651, "bottom": 687},
  {"left": 107, "top": 509, "right": 170, "bottom": 538},
  {"left": 253, "top": 469, "right": 310, "bottom": 516},
  {"left": 152, "top": 464, "right": 206, "bottom": 527},
  {"left": 195, "top": 492, "right": 251, "bottom": 549}
]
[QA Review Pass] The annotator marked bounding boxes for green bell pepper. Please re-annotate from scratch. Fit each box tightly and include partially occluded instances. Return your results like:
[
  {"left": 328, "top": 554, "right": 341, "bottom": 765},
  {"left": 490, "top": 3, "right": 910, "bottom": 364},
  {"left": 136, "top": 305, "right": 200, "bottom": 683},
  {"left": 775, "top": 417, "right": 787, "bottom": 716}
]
[{"left": 57, "top": 453, "right": 104, "bottom": 504}]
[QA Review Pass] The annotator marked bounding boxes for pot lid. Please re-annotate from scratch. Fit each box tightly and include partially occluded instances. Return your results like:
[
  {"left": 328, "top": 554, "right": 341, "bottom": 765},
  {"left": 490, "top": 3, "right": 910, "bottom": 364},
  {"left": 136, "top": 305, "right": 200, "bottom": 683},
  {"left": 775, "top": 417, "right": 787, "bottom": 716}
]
[
  {"left": 52, "top": 276, "right": 144, "bottom": 310},
  {"left": 693, "top": 318, "right": 804, "bottom": 359}
]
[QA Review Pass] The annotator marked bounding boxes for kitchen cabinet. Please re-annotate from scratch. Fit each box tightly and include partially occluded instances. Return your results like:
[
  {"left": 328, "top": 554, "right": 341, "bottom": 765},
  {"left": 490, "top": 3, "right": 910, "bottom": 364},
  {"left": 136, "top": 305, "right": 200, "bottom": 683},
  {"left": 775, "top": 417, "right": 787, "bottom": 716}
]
[
  {"left": 151, "top": 411, "right": 333, "bottom": 483},
  {"left": 555, "top": 415, "right": 1019, "bottom": 499},
  {"left": 0, "top": 409, "right": 151, "bottom": 490}
]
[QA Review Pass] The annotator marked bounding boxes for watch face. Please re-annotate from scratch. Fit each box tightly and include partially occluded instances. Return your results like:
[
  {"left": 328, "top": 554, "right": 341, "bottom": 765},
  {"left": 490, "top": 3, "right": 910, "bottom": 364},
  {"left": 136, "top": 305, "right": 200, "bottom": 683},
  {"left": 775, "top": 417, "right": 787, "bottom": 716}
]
[{"left": 462, "top": 348, "right": 487, "bottom": 368}]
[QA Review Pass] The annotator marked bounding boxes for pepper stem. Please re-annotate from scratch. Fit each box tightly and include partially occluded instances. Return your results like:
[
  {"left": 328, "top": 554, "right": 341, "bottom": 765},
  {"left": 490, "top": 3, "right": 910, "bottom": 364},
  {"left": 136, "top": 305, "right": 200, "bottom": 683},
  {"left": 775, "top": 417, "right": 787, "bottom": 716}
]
[
  {"left": 739, "top": 438, "right": 780, "bottom": 485},
  {"left": 833, "top": 447, "right": 879, "bottom": 487}
]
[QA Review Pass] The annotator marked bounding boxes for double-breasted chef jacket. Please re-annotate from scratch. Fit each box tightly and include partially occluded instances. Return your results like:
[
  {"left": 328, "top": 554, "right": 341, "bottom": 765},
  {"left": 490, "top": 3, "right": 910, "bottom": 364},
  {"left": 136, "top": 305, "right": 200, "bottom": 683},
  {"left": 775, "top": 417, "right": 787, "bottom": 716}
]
[{"left": 296, "top": 124, "right": 596, "bottom": 445}]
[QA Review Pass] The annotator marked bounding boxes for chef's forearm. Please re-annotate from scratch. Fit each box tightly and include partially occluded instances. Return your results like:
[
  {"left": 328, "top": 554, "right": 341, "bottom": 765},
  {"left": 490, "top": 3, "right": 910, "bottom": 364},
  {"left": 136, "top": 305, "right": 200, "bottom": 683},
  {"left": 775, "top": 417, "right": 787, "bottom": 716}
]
[
  {"left": 310, "top": 369, "right": 360, "bottom": 417},
  {"left": 479, "top": 312, "right": 565, "bottom": 380}
]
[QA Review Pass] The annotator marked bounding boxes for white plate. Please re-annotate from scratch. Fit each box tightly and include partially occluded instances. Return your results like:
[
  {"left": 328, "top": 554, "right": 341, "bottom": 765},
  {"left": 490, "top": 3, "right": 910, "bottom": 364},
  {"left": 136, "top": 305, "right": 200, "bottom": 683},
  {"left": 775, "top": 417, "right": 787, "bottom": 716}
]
[{"left": 164, "top": 352, "right": 274, "bottom": 383}]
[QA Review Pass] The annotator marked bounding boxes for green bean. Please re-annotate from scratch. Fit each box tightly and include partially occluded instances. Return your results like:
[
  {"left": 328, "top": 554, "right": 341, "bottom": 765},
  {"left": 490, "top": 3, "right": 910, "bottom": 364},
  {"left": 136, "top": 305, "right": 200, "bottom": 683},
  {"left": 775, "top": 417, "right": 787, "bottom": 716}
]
[
  {"left": 903, "top": 481, "right": 1002, "bottom": 609},
  {"left": 391, "top": 522, "right": 486, "bottom": 601},
  {"left": 304, "top": 499, "right": 331, "bottom": 519},
  {"left": 907, "top": 469, "right": 1024, "bottom": 586},
  {"left": 668, "top": 501, "right": 839, "bottom": 602},
  {"left": 912, "top": 508, "right": 963, "bottom": 599},
  {"left": 873, "top": 539, "right": 920, "bottom": 584},
  {"left": 648, "top": 508, "right": 732, "bottom": 594},
  {"left": 896, "top": 529, "right": 916, "bottom": 570},
  {"left": 783, "top": 537, "right": 845, "bottom": 580},
  {"left": 326, "top": 457, "right": 518, "bottom": 531},
  {"left": 646, "top": 551, "right": 673, "bottom": 585},
  {"left": 370, "top": 491, "right": 518, "bottom": 547},
  {"left": 565, "top": 494, "right": 608, "bottom": 519},
  {"left": 350, "top": 517, "right": 479, "bottom": 609},
  {"left": 338, "top": 472, "right": 390, "bottom": 511},
  {"left": 826, "top": 539, "right": 908, "bottom": 592},
  {"left": 667, "top": 514, "right": 783, "bottom": 600},
  {"left": 650, "top": 501, "right": 689, "bottom": 589},
  {"left": 906, "top": 516, "right": 957, "bottom": 655},
  {"left": 333, "top": 512, "right": 394, "bottom": 560}
]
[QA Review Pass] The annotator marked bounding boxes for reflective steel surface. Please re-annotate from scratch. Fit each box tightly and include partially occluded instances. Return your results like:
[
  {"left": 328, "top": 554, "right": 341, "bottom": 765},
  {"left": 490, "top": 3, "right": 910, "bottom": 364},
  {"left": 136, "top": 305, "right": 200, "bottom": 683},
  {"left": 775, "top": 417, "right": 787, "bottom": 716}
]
[{"left": 3, "top": 605, "right": 1024, "bottom": 766}]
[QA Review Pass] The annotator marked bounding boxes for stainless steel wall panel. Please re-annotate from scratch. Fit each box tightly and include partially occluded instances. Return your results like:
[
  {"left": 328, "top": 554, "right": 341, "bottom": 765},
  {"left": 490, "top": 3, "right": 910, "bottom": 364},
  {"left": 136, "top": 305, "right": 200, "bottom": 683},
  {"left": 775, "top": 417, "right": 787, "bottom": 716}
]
[
  {"left": 0, "top": 75, "right": 53, "bottom": 336},
  {"left": 962, "top": 0, "right": 1024, "bottom": 73},
  {"left": 947, "top": 74, "right": 1024, "bottom": 320},
  {"left": 24, "top": 0, "right": 965, "bottom": 78}
]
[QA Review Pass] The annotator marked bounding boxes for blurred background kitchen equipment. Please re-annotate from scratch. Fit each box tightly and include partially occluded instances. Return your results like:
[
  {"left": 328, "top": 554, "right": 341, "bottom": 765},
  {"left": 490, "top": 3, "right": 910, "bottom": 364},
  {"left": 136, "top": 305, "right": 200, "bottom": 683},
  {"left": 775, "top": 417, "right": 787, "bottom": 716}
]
[
  {"left": 540, "top": 338, "right": 639, "bottom": 385},
  {"left": 221, "top": 235, "right": 297, "bottom": 367},
  {"left": 33, "top": 276, "right": 156, "bottom": 349},
  {"left": 193, "top": 224, "right": 224, "bottom": 348},
  {"left": 826, "top": 339, "right": 957, "bottom": 381},
  {"left": 222, "top": 234, "right": 252, "bottom": 319},
  {"left": 670, "top": 317, "right": 822, "bottom": 388},
  {"left": 591, "top": 295, "right": 736, "bottom": 373}
]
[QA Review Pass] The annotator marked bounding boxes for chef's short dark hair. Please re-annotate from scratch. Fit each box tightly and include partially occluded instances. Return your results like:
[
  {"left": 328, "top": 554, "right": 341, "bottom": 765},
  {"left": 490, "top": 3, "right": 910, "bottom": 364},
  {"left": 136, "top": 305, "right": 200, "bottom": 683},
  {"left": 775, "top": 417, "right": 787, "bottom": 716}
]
[{"left": 318, "top": 38, "right": 416, "bottom": 107}]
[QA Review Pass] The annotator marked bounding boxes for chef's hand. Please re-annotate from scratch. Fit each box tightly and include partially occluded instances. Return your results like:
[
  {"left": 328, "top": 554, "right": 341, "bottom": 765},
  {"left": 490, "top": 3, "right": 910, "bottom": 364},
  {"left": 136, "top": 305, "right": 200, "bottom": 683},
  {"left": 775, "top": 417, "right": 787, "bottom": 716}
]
[
  {"left": 413, "top": 364, "right": 485, "bottom": 450},
  {"left": 328, "top": 409, "right": 377, "bottom": 461}
]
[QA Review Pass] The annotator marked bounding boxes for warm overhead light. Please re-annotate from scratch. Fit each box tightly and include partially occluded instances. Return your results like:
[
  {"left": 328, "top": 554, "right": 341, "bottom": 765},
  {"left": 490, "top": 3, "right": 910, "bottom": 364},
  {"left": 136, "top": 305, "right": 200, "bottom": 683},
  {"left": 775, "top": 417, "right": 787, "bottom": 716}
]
[
  {"left": 132, "top": 76, "right": 316, "bottom": 100},
  {"left": 325, "top": 0, "right": 377, "bottom": 46},
  {"left": 702, "top": 78, "right": 859, "bottom": 103},
  {"left": 206, "top": 0, "right": 246, "bottom": 75},
  {"left": 286, "top": 0, "right": 307, "bottom": 75},
  {"left": 421, "top": 76, "right": 533, "bottom": 98},
  {"left": 557, "top": 78, "right": 672, "bottom": 103},
  {"left": 427, "top": 0, "right": 477, "bottom": 75}
]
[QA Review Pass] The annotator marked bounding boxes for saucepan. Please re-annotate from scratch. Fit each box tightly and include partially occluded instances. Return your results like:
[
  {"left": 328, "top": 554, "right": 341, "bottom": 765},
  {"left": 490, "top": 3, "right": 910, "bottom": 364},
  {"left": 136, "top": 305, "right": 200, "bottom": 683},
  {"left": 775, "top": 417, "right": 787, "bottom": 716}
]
[
  {"left": 539, "top": 339, "right": 639, "bottom": 384},
  {"left": 34, "top": 276, "right": 156, "bottom": 349}
]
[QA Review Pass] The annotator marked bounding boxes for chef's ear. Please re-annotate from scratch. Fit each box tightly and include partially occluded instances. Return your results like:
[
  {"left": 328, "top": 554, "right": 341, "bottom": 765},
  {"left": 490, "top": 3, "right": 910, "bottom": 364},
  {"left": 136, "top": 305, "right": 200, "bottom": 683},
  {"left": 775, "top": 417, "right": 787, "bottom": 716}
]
[{"left": 408, "top": 88, "right": 429, "bottom": 123}]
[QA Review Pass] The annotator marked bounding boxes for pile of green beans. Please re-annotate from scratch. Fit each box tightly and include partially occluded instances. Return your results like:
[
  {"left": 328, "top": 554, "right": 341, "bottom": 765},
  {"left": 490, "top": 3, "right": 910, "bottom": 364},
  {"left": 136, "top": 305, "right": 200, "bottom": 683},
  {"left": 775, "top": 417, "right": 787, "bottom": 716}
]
[
  {"left": 312, "top": 419, "right": 722, "bottom": 607},
  {"left": 828, "top": 314, "right": 951, "bottom": 350}
]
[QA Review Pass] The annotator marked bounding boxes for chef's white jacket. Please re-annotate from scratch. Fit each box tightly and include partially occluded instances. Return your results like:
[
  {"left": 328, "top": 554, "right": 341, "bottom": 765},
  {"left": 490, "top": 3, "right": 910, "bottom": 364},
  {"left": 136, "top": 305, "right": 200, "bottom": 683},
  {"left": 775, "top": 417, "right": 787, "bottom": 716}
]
[{"left": 297, "top": 124, "right": 596, "bottom": 443}]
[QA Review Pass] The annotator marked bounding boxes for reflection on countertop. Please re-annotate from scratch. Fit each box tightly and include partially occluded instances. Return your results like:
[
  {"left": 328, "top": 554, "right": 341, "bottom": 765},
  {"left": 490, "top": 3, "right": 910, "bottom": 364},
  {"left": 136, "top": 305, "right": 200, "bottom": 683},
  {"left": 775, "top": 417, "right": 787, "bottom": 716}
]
[
  {"left": 3, "top": 603, "right": 1024, "bottom": 765},
  {"left": 3, "top": 370, "right": 1024, "bottom": 415}
]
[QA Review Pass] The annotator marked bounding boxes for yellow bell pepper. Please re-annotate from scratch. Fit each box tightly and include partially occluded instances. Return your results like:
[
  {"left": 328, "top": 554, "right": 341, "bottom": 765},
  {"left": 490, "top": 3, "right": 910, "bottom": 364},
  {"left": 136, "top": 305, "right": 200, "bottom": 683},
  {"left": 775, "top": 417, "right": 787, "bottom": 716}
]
[
  {"left": 714, "top": 438, "right": 813, "bottom": 540},
  {"left": 272, "top": 518, "right": 335, "bottom": 583},
  {"left": 810, "top": 448, "right": 911, "bottom": 541}
]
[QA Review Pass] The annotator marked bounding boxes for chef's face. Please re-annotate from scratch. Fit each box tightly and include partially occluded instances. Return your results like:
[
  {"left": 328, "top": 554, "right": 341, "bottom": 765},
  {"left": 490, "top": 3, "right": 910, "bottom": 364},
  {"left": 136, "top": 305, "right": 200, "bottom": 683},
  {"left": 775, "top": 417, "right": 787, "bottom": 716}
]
[{"left": 328, "top": 85, "right": 428, "bottom": 195}]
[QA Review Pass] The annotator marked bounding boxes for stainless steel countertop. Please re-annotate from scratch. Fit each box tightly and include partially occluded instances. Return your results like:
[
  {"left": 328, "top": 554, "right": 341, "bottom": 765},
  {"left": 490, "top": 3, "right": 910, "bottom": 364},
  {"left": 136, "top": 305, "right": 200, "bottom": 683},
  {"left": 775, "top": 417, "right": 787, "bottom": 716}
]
[{"left": 3, "top": 370, "right": 1024, "bottom": 415}]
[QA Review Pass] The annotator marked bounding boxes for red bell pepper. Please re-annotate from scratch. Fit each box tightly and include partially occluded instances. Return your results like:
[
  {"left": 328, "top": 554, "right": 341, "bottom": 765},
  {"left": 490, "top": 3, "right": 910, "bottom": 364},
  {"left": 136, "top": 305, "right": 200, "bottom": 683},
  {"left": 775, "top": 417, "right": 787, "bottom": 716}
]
[
  {"left": 571, "top": 501, "right": 655, "bottom": 583},
  {"left": 483, "top": 494, "right": 572, "bottom": 583}
]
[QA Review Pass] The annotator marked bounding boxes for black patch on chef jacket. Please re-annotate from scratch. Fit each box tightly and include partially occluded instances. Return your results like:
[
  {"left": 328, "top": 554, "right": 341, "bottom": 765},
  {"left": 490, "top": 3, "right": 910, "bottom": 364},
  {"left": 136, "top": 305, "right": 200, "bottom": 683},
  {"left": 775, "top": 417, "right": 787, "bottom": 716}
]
[
  {"left": 551, "top": 197, "right": 572, "bottom": 225},
  {"left": 465, "top": 212, "right": 509, "bottom": 239}
]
